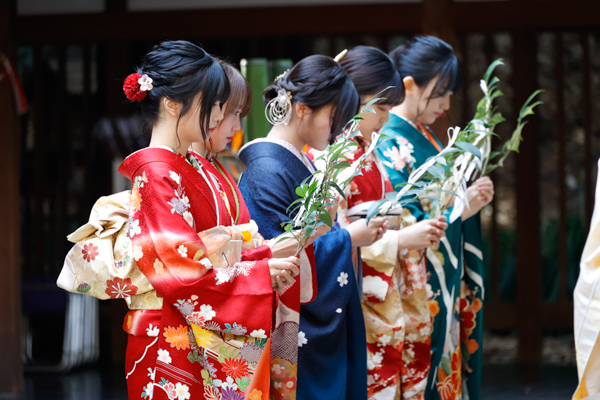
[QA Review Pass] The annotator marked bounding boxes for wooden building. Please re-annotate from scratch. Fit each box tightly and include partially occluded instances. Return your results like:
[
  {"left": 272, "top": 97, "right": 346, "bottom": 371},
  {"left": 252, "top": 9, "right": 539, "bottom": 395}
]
[{"left": 1, "top": 0, "right": 599, "bottom": 394}]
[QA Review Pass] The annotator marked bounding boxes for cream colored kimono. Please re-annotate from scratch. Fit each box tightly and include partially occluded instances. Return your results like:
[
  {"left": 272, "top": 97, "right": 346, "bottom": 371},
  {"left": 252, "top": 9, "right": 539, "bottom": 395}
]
[{"left": 574, "top": 158, "right": 600, "bottom": 399}]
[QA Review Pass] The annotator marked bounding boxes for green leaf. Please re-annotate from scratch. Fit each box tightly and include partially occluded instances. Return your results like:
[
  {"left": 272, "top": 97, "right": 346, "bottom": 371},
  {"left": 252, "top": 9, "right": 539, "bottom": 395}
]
[
  {"left": 427, "top": 164, "right": 446, "bottom": 181},
  {"left": 333, "top": 160, "right": 351, "bottom": 170},
  {"left": 483, "top": 59, "right": 504, "bottom": 83},
  {"left": 319, "top": 210, "right": 333, "bottom": 227},
  {"left": 366, "top": 199, "right": 387, "bottom": 223},
  {"left": 330, "top": 182, "right": 347, "bottom": 200},
  {"left": 455, "top": 142, "right": 482, "bottom": 159}
]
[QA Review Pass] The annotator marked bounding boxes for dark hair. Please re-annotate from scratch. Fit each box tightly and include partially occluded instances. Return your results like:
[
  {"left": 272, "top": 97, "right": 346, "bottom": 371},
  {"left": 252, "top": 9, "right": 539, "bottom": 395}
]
[
  {"left": 340, "top": 46, "right": 404, "bottom": 106},
  {"left": 219, "top": 60, "right": 252, "bottom": 118},
  {"left": 136, "top": 40, "right": 230, "bottom": 142},
  {"left": 263, "top": 55, "right": 359, "bottom": 138},
  {"left": 389, "top": 36, "right": 462, "bottom": 99}
]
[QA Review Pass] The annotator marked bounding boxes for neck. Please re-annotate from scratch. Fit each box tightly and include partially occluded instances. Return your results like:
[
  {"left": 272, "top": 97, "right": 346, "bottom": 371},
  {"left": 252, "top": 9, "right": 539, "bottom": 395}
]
[
  {"left": 267, "top": 123, "right": 305, "bottom": 152},
  {"left": 149, "top": 121, "right": 190, "bottom": 157},
  {"left": 191, "top": 141, "right": 209, "bottom": 158},
  {"left": 359, "top": 128, "right": 373, "bottom": 143},
  {"left": 391, "top": 102, "right": 417, "bottom": 122}
]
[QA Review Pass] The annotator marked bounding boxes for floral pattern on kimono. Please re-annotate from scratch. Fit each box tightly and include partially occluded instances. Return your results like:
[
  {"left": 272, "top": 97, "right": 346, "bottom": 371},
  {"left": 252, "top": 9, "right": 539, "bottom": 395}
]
[
  {"left": 377, "top": 114, "right": 485, "bottom": 400},
  {"left": 190, "top": 150, "right": 318, "bottom": 400},
  {"left": 118, "top": 148, "right": 276, "bottom": 400},
  {"left": 57, "top": 190, "right": 163, "bottom": 310},
  {"left": 310, "top": 137, "right": 432, "bottom": 400}
]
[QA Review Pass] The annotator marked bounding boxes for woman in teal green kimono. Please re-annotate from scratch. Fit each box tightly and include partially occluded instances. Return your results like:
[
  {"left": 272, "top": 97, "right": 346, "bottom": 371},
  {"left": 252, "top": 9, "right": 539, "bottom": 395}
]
[{"left": 376, "top": 36, "right": 495, "bottom": 400}]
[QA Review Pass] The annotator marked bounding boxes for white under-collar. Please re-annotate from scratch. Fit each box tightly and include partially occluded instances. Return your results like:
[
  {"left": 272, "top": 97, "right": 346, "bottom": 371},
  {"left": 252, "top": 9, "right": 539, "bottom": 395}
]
[{"left": 240, "top": 137, "right": 315, "bottom": 173}]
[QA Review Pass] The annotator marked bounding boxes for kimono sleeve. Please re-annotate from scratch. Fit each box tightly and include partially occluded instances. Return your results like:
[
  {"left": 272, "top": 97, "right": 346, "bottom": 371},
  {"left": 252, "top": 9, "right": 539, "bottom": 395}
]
[
  {"left": 360, "top": 229, "right": 399, "bottom": 303},
  {"left": 239, "top": 156, "right": 318, "bottom": 304},
  {"left": 130, "top": 163, "right": 274, "bottom": 334}
]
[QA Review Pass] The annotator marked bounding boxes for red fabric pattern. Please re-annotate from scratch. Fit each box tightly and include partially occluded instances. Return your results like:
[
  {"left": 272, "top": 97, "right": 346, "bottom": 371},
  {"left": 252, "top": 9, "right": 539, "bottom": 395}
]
[{"left": 119, "top": 148, "right": 274, "bottom": 400}]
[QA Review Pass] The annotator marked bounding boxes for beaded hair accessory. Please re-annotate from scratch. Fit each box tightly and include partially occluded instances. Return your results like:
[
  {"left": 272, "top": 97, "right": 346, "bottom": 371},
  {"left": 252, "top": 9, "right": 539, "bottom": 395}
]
[
  {"left": 265, "top": 88, "right": 293, "bottom": 126},
  {"left": 123, "top": 73, "right": 153, "bottom": 102}
]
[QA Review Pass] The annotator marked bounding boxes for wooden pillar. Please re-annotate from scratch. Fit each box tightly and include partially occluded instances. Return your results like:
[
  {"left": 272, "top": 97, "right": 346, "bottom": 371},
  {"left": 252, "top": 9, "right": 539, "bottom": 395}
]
[
  {"left": 0, "top": 0, "right": 24, "bottom": 394},
  {"left": 422, "top": 0, "right": 455, "bottom": 146},
  {"left": 512, "top": 30, "right": 542, "bottom": 363}
]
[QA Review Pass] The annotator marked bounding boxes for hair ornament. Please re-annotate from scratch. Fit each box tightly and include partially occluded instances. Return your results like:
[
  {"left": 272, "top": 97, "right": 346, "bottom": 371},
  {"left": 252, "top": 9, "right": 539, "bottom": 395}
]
[
  {"left": 334, "top": 49, "right": 348, "bottom": 62},
  {"left": 273, "top": 69, "right": 289, "bottom": 83},
  {"left": 123, "top": 73, "right": 153, "bottom": 102},
  {"left": 265, "top": 88, "right": 293, "bottom": 126}
]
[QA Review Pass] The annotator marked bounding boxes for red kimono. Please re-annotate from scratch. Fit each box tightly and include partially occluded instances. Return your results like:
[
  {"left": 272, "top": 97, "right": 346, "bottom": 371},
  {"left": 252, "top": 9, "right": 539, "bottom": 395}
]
[
  {"left": 308, "top": 138, "right": 432, "bottom": 400},
  {"left": 196, "top": 152, "right": 318, "bottom": 400},
  {"left": 120, "top": 147, "right": 277, "bottom": 400}
]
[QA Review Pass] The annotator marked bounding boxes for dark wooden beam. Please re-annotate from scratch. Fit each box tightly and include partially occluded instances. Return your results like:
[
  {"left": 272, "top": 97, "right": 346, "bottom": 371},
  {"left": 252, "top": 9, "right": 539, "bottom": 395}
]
[
  {"left": 555, "top": 33, "right": 568, "bottom": 303},
  {"left": 13, "top": 3, "right": 421, "bottom": 44},
  {"left": 0, "top": 0, "right": 23, "bottom": 394},
  {"left": 513, "top": 29, "right": 542, "bottom": 363},
  {"left": 12, "top": 1, "right": 600, "bottom": 45},
  {"left": 451, "top": 0, "right": 600, "bottom": 32},
  {"left": 581, "top": 33, "right": 594, "bottom": 231}
]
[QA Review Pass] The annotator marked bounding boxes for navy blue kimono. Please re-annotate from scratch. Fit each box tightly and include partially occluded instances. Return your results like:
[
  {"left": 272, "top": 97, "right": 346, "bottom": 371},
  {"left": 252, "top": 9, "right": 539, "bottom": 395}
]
[{"left": 239, "top": 140, "right": 368, "bottom": 400}]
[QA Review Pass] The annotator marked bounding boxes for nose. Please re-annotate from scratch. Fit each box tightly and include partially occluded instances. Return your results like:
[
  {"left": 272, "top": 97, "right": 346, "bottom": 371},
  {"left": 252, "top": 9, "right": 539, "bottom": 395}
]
[
  {"left": 441, "top": 95, "right": 451, "bottom": 111},
  {"left": 232, "top": 116, "right": 241, "bottom": 133},
  {"left": 214, "top": 107, "right": 224, "bottom": 123}
]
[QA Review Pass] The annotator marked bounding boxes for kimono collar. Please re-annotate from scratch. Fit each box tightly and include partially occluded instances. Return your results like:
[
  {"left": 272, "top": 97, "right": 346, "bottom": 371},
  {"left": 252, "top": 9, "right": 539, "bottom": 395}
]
[
  {"left": 240, "top": 137, "right": 315, "bottom": 173},
  {"left": 119, "top": 147, "right": 190, "bottom": 180},
  {"left": 239, "top": 139, "right": 316, "bottom": 175},
  {"left": 386, "top": 113, "right": 442, "bottom": 154}
]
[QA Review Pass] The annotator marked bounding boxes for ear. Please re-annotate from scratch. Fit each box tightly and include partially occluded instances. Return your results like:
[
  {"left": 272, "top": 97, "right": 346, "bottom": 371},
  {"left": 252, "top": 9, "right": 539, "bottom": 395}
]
[
  {"left": 403, "top": 76, "right": 417, "bottom": 97},
  {"left": 162, "top": 97, "right": 181, "bottom": 118},
  {"left": 295, "top": 102, "right": 311, "bottom": 119}
]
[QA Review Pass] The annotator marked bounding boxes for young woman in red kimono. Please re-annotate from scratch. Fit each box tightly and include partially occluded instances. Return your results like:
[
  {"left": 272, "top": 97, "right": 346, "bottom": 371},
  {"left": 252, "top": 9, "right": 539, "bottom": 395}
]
[
  {"left": 190, "top": 61, "right": 323, "bottom": 399},
  {"left": 117, "top": 41, "right": 303, "bottom": 400},
  {"left": 334, "top": 46, "right": 447, "bottom": 400}
]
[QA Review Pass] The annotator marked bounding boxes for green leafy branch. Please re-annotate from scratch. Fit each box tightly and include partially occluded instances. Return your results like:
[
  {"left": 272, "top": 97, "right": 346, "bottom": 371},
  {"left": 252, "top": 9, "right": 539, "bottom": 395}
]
[
  {"left": 275, "top": 94, "right": 387, "bottom": 255},
  {"left": 365, "top": 59, "right": 543, "bottom": 224}
]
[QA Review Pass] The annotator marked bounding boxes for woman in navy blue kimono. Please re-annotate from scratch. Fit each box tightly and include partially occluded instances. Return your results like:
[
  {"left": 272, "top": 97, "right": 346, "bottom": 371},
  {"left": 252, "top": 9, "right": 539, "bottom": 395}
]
[{"left": 239, "top": 55, "right": 388, "bottom": 400}]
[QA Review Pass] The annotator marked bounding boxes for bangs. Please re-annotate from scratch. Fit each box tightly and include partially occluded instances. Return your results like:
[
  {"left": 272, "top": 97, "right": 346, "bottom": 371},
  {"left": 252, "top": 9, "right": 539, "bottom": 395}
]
[
  {"left": 192, "top": 60, "right": 230, "bottom": 140},
  {"left": 330, "top": 78, "right": 360, "bottom": 137},
  {"left": 431, "top": 57, "right": 462, "bottom": 98},
  {"left": 223, "top": 65, "right": 252, "bottom": 118}
]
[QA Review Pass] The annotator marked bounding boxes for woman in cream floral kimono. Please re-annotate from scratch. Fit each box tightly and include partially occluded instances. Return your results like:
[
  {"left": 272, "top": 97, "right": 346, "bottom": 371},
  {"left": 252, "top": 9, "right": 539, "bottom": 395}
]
[{"left": 573, "top": 158, "right": 600, "bottom": 399}]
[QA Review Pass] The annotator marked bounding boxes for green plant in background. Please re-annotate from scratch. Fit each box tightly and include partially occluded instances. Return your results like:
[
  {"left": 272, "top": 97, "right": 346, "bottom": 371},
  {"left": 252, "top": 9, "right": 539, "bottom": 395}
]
[{"left": 275, "top": 95, "right": 386, "bottom": 256}]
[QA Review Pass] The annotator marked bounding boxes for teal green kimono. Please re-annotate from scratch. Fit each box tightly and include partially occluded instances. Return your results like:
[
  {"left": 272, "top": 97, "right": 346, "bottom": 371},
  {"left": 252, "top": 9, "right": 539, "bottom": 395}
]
[{"left": 376, "top": 114, "right": 484, "bottom": 400}]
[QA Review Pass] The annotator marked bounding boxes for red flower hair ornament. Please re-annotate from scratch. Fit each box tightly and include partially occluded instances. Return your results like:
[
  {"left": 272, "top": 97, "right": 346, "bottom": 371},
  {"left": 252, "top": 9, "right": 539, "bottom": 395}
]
[{"left": 123, "top": 73, "right": 153, "bottom": 102}]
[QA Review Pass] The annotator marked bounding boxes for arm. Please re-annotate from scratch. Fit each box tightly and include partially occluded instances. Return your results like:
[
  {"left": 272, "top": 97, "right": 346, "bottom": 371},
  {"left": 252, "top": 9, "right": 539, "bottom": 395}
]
[{"left": 132, "top": 163, "right": 274, "bottom": 335}]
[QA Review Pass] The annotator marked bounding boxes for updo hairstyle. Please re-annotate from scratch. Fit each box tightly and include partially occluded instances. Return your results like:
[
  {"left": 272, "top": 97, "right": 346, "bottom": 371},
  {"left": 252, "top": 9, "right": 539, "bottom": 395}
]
[
  {"left": 135, "top": 40, "right": 230, "bottom": 141},
  {"left": 263, "top": 55, "right": 359, "bottom": 138}
]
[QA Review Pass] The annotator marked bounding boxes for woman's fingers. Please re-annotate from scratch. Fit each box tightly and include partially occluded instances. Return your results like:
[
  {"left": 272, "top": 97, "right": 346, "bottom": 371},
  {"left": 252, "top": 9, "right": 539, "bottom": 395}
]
[
  {"left": 274, "top": 275, "right": 285, "bottom": 291},
  {"left": 284, "top": 262, "right": 300, "bottom": 277}
]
